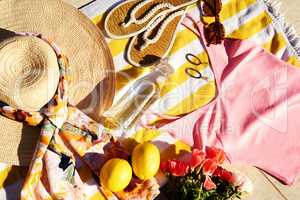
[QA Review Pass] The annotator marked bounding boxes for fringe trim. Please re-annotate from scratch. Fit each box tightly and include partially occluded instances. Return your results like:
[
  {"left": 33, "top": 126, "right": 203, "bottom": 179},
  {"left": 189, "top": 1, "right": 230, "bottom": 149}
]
[{"left": 262, "top": 0, "right": 300, "bottom": 57}]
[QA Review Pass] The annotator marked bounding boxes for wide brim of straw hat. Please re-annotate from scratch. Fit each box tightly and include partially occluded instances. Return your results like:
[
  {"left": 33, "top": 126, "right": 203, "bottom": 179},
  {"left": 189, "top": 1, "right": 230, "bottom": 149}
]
[{"left": 0, "top": 0, "right": 115, "bottom": 165}]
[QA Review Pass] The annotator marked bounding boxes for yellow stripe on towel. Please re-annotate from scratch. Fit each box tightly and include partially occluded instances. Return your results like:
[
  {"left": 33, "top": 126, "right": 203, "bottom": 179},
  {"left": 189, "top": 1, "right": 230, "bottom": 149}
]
[
  {"left": 160, "top": 53, "right": 209, "bottom": 97},
  {"left": 263, "top": 33, "right": 287, "bottom": 55},
  {"left": 169, "top": 29, "right": 200, "bottom": 55},
  {"left": 92, "top": 14, "right": 103, "bottom": 25},
  {"left": 109, "top": 39, "right": 129, "bottom": 57},
  {"left": 228, "top": 12, "right": 272, "bottom": 40},
  {"left": 165, "top": 80, "right": 216, "bottom": 116},
  {"left": 220, "top": 0, "right": 257, "bottom": 21},
  {"left": 287, "top": 56, "right": 300, "bottom": 67}
]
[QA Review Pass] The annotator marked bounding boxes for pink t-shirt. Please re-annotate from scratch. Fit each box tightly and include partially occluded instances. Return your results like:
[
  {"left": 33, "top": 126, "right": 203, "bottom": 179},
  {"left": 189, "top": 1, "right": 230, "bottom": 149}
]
[{"left": 160, "top": 16, "right": 300, "bottom": 185}]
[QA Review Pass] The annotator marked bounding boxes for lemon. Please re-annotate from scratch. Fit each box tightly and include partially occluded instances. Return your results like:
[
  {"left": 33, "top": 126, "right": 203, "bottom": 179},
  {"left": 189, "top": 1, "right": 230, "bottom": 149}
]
[
  {"left": 100, "top": 158, "right": 132, "bottom": 192},
  {"left": 132, "top": 142, "right": 160, "bottom": 180}
]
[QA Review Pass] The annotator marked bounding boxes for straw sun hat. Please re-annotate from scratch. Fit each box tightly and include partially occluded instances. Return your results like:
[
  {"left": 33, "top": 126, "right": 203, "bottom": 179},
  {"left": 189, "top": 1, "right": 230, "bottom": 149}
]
[{"left": 0, "top": 0, "right": 115, "bottom": 165}]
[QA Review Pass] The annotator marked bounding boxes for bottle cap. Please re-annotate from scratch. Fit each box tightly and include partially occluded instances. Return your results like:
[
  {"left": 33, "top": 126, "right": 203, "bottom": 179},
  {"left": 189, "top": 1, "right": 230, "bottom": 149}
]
[{"left": 154, "top": 58, "right": 174, "bottom": 76}]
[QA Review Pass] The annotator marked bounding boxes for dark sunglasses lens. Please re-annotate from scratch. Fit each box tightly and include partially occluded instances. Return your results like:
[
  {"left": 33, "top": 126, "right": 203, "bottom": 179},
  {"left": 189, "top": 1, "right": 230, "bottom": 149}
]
[
  {"left": 202, "top": 0, "right": 222, "bottom": 16},
  {"left": 204, "top": 21, "right": 225, "bottom": 46}
]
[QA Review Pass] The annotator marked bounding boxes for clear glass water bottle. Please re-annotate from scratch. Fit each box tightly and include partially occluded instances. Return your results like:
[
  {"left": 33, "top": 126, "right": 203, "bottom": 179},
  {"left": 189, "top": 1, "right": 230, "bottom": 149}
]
[{"left": 103, "top": 59, "right": 173, "bottom": 130}]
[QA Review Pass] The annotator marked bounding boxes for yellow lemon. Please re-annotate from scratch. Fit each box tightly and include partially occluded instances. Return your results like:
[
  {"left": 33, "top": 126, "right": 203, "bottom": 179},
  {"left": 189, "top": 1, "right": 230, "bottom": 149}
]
[
  {"left": 132, "top": 142, "right": 160, "bottom": 180},
  {"left": 100, "top": 158, "right": 132, "bottom": 192}
]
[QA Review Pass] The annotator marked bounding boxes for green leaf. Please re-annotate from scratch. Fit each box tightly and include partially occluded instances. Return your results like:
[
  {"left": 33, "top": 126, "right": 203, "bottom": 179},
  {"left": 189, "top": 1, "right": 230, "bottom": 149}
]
[{"left": 163, "top": 171, "right": 244, "bottom": 200}]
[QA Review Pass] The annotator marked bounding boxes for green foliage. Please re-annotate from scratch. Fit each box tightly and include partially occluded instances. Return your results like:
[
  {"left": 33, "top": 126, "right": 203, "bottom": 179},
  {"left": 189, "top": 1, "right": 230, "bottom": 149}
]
[{"left": 162, "top": 170, "right": 242, "bottom": 200}]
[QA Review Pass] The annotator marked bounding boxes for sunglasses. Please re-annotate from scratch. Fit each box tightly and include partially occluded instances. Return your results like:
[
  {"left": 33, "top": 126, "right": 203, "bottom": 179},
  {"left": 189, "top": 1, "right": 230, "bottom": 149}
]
[{"left": 201, "top": 0, "right": 225, "bottom": 46}]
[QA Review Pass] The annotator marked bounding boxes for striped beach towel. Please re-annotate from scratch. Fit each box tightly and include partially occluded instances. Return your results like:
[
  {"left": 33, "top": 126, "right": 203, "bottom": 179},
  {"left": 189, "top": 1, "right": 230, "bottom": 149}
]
[{"left": 1, "top": 0, "right": 300, "bottom": 199}]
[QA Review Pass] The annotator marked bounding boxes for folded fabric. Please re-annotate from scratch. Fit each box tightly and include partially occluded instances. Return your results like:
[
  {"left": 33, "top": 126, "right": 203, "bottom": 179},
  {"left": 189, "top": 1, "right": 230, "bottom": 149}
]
[{"left": 160, "top": 15, "right": 300, "bottom": 185}]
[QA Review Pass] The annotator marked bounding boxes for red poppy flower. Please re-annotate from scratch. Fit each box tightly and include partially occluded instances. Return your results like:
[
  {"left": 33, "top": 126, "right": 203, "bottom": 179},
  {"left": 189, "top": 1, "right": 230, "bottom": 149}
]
[
  {"left": 160, "top": 160, "right": 189, "bottom": 177},
  {"left": 204, "top": 175, "right": 216, "bottom": 190},
  {"left": 169, "top": 160, "right": 189, "bottom": 176},
  {"left": 189, "top": 148, "right": 205, "bottom": 169},
  {"left": 213, "top": 166, "right": 223, "bottom": 177},
  {"left": 160, "top": 161, "right": 169, "bottom": 173},
  {"left": 205, "top": 146, "right": 226, "bottom": 164},
  {"left": 213, "top": 167, "right": 235, "bottom": 184},
  {"left": 202, "top": 159, "right": 218, "bottom": 175}
]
